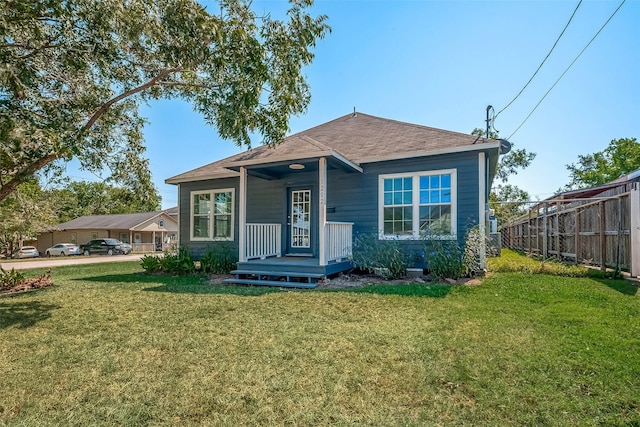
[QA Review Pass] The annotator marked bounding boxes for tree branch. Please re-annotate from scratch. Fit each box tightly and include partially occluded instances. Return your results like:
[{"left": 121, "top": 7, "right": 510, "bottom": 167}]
[
  {"left": 0, "top": 68, "right": 189, "bottom": 203},
  {"left": 157, "top": 81, "right": 212, "bottom": 89},
  {"left": 84, "top": 67, "right": 184, "bottom": 130},
  {"left": 0, "top": 153, "right": 59, "bottom": 202}
]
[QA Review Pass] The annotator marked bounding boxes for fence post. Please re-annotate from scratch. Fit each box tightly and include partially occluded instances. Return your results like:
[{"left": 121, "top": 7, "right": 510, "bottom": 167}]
[
  {"left": 599, "top": 201, "right": 606, "bottom": 271},
  {"left": 631, "top": 185, "right": 640, "bottom": 277},
  {"left": 556, "top": 202, "right": 561, "bottom": 261},
  {"left": 542, "top": 203, "right": 548, "bottom": 259},
  {"left": 574, "top": 208, "right": 580, "bottom": 265},
  {"left": 527, "top": 209, "right": 532, "bottom": 255}
]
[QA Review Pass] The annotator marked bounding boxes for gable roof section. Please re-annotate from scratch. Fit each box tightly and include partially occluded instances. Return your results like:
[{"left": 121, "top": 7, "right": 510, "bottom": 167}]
[
  {"left": 166, "top": 112, "right": 498, "bottom": 184},
  {"left": 224, "top": 135, "right": 362, "bottom": 174},
  {"left": 48, "top": 211, "right": 176, "bottom": 231},
  {"left": 298, "top": 113, "right": 494, "bottom": 163}
]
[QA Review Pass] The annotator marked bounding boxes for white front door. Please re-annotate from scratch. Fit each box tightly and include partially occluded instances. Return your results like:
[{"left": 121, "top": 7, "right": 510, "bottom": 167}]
[{"left": 287, "top": 189, "right": 312, "bottom": 254}]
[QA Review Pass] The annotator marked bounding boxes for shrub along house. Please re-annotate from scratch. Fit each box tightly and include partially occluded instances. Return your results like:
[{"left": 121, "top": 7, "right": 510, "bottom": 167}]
[{"left": 166, "top": 112, "right": 502, "bottom": 287}]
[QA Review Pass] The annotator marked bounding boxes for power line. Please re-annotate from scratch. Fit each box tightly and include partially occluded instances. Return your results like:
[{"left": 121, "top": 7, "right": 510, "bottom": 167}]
[
  {"left": 507, "top": 0, "right": 627, "bottom": 140},
  {"left": 496, "top": 0, "right": 583, "bottom": 118}
]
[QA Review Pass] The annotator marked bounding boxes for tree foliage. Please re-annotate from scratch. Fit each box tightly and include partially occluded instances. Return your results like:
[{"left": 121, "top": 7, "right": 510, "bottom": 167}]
[
  {"left": 0, "top": 179, "right": 57, "bottom": 256},
  {"left": 53, "top": 181, "right": 162, "bottom": 223},
  {"left": 488, "top": 184, "right": 530, "bottom": 226},
  {"left": 471, "top": 128, "right": 536, "bottom": 226},
  {"left": 0, "top": 0, "right": 330, "bottom": 202},
  {"left": 471, "top": 128, "right": 536, "bottom": 183},
  {"left": 566, "top": 138, "right": 640, "bottom": 189}
]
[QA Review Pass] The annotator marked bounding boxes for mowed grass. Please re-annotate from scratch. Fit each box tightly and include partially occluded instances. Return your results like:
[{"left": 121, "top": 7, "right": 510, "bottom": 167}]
[{"left": 1, "top": 251, "right": 639, "bottom": 426}]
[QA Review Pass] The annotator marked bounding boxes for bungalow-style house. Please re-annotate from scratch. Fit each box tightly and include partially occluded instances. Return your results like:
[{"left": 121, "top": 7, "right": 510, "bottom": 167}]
[
  {"left": 38, "top": 209, "right": 178, "bottom": 254},
  {"left": 166, "top": 113, "right": 502, "bottom": 287}
]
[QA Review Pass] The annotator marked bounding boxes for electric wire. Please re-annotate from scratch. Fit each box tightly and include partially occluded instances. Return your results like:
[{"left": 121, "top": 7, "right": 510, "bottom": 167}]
[
  {"left": 495, "top": 0, "right": 583, "bottom": 118},
  {"left": 506, "top": 0, "right": 626, "bottom": 140}
]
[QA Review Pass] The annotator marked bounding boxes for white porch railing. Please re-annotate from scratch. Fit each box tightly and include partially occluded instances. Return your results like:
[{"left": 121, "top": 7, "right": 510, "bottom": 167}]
[
  {"left": 245, "top": 223, "right": 282, "bottom": 260},
  {"left": 325, "top": 222, "right": 353, "bottom": 263},
  {"left": 244, "top": 222, "right": 352, "bottom": 264}
]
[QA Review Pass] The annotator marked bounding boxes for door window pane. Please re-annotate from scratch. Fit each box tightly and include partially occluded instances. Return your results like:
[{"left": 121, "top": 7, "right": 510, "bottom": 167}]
[{"left": 291, "top": 190, "right": 311, "bottom": 248}]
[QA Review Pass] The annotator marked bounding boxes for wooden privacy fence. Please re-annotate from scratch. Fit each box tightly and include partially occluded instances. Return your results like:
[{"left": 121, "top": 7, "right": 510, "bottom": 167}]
[{"left": 501, "top": 185, "right": 640, "bottom": 276}]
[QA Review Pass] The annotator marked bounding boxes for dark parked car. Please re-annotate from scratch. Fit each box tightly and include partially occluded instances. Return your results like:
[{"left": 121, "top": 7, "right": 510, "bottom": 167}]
[{"left": 80, "top": 238, "right": 131, "bottom": 256}]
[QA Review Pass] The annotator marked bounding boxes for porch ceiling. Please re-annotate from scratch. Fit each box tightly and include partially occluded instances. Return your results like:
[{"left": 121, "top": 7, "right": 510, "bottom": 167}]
[{"left": 226, "top": 155, "right": 362, "bottom": 180}]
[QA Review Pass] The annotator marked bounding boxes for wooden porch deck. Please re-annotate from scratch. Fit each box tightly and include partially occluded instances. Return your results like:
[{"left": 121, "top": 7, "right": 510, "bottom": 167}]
[{"left": 224, "top": 256, "right": 353, "bottom": 289}]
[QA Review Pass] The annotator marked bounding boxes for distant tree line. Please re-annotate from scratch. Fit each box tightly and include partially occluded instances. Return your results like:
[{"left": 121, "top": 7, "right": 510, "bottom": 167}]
[{"left": 0, "top": 180, "right": 160, "bottom": 257}]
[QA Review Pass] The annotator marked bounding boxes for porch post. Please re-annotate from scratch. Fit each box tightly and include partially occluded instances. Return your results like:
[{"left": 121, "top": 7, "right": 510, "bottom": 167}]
[
  {"left": 319, "top": 157, "right": 327, "bottom": 266},
  {"left": 239, "top": 166, "right": 247, "bottom": 262}
]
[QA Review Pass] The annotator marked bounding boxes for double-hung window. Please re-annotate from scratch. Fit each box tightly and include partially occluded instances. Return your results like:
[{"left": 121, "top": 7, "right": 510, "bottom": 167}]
[
  {"left": 379, "top": 169, "right": 456, "bottom": 239},
  {"left": 190, "top": 189, "right": 234, "bottom": 241}
]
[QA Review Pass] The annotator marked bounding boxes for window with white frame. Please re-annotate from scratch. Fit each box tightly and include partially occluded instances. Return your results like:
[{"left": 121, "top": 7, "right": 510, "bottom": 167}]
[
  {"left": 190, "top": 189, "right": 234, "bottom": 241},
  {"left": 379, "top": 170, "right": 456, "bottom": 239}
]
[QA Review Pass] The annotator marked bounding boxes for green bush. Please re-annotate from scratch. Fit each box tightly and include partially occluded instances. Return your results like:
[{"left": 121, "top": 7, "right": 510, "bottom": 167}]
[
  {"left": 462, "top": 225, "right": 488, "bottom": 276},
  {"left": 200, "top": 243, "right": 237, "bottom": 274},
  {"left": 159, "top": 246, "right": 195, "bottom": 275},
  {"left": 425, "top": 239, "right": 464, "bottom": 280},
  {"left": 0, "top": 267, "right": 25, "bottom": 289},
  {"left": 351, "top": 233, "right": 409, "bottom": 279},
  {"left": 140, "top": 255, "right": 162, "bottom": 274},
  {"left": 421, "top": 224, "right": 489, "bottom": 280}
]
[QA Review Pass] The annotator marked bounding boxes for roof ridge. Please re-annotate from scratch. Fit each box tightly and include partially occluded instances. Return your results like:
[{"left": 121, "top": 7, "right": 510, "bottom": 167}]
[
  {"left": 295, "top": 112, "right": 494, "bottom": 143},
  {"left": 297, "top": 134, "right": 334, "bottom": 151}
]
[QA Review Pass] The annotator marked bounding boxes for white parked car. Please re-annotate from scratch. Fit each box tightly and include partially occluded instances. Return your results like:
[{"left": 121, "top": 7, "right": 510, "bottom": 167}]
[
  {"left": 16, "top": 246, "right": 40, "bottom": 259},
  {"left": 45, "top": 243, "right": 81, "bottom": 257}
]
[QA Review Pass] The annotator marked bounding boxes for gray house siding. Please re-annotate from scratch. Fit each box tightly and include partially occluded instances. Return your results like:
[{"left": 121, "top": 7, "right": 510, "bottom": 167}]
[
  {"left": 179, "top": 151, "right": 483, "bottom": 262},
  {"left": 326, "top": 151, "right": 481, "bottom": 259},
  {"left": 179, "top": 177, "right": 240, "bottom": 258}
]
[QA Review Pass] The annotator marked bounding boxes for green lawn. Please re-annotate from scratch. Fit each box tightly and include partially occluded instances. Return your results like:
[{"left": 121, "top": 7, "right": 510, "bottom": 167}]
[{"left": 1, "top": 251, "right": 639, "bottom": 426}]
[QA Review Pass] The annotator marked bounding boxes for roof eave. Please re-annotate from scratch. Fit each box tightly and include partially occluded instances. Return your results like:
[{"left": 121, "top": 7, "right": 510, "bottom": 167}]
[
  {"left": 225, "top": 150, "right": 363, "bottom": 174},
  {"left": 225, "top": 150, "right": 334, "bottom": 169},
  {"left": 355, "top": 141, "right": 501, "bottom": 164},
  {"left": 165, "top": 171, "right": 240, "bottom": 185}
]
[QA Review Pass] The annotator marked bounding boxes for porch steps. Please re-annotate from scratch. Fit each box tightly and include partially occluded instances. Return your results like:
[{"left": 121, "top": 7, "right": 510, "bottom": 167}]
[
  {"left": 225, "top": 269, "right": 325, "bottom": 289},
  {"left": 223, "top": 278, "right": 317, "bottom": 289}
]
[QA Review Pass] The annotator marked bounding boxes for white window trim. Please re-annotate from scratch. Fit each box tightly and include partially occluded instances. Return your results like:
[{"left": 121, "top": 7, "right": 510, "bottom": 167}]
[
  {"left": 378, "top": 169, "right": 457, "bottom": 240},
  {"left": 190, "top": 188, "right": 235, "bottom": 241}
]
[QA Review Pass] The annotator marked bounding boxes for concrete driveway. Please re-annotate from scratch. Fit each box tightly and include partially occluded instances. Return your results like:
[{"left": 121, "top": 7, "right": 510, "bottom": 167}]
[{"left": 1, "top": 253, "right": 152, "bottom": 271}]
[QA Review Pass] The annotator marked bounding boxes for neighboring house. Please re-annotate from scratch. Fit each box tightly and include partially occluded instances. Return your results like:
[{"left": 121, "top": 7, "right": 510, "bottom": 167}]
[
  {"left": 163, "top": 206, "right": 179, "bottom": 222},
  {"left": 38, "top": 209, "right": 178, "bottom": 254},
  {"left": 557, "top": 168, "right": 640, "bottom": 200},
  {"left": 166, "top": 112, "right": 502, "bottom": 286}
]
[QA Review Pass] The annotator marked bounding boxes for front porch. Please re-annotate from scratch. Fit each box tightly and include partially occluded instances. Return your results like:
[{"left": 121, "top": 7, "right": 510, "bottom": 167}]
[
  {"left": 222, "top": 154, "right": 359, "bottom": 288},
  {"left": 224, "top": 221, "right": 354, "bottom": 288}
]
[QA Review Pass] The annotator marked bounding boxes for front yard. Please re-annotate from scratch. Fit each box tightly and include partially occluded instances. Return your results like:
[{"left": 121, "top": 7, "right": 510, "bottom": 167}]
[{"left": 0, "top": 251, "right": 638, "bottom": 425}]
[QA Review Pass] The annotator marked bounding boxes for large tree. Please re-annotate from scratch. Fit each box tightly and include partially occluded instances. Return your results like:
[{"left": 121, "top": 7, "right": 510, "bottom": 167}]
[
  {"left": 0, "top": 0, "right": 329, "bottom": 202},
  {"left": 471, "top": 128, "right": 536, "bottom": 226},
  {"left": 565, "top": 137, "right": 640, "bottom": 189},
  {"left": 0, "top": 179, "right": 57, "bottom": 256}
]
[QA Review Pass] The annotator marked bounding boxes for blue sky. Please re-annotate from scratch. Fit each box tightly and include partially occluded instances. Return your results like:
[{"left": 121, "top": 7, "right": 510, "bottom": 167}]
[{"left": 131, "top": 0, "right": 638, "bottom": 209}]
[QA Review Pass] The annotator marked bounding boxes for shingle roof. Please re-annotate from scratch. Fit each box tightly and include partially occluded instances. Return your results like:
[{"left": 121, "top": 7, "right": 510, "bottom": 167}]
[
  {"left": 166, "top": 112, "right": 496, "bottom": 184},
  {"left": 49, "top": 211, "right": 173, "bottom": 231}
]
